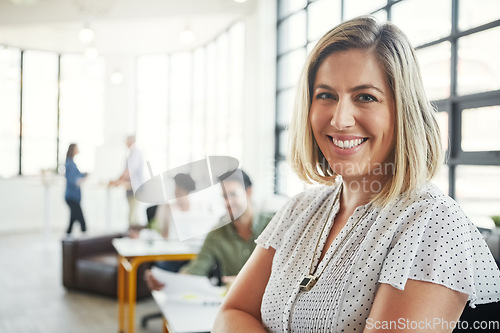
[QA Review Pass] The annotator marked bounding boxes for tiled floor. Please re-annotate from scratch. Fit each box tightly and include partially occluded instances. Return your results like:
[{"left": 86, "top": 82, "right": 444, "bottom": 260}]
[{"left": 0, "top": 231, "right": 163, "bottom": 333}]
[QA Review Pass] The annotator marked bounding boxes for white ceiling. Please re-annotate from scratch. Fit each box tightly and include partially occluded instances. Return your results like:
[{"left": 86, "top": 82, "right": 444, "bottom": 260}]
[{"left": 0, "top": 0, "right": 255, "bottom": 55}]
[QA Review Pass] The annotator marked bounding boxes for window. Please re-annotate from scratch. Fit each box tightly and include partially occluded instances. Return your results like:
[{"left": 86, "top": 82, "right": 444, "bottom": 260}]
[
  {"left": 457, "top": 26, "right": 500, "bottom": 95},
  {"left": 0, "top": 47, "right": 21, "bottom": 177},
  {"left": 0, "top": 46, "right": 106, "bottom": 177},
  {"left": 136, "top": 54, "right": 169, "bottom": 174},
  {"left": 59, "top": 54, "right": 105, "bottom": 172},
  {"left": 21, "top": 50, "right": 59, "bottom": 175},
  {"left": 416, "top": 42, "right": 451, "bottom": 101},
  {"left": 136, "top": 22, "right": 246, "bottom": 173},
  {"left": 227, "top": 23, "right": 245, "bottom": 164},
  {"left": 169, "top": 51, "right": 193, "bottom": 168},
  {"left": 275, "top": 0, "right": 500, "bottom": 226},
  {"left": 192, "top": 49, "right": 206, "bottom": 162}
]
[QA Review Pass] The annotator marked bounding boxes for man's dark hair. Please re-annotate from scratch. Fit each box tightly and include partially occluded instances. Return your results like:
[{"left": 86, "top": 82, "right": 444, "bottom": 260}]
[
  {"left": 218, "top": 169, "right": 252, "bottom": 190},
  {"left": 173, "top": 173, "right": 196, "bottom": 193}
]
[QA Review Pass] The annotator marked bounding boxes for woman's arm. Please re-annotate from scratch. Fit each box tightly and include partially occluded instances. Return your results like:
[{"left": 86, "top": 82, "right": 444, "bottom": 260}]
[
  {"left": 364, "top": 279, "right": 468, "bottom": 333},
  {"left": 212, "top": 245, "right": 275, "bottom": 333}
]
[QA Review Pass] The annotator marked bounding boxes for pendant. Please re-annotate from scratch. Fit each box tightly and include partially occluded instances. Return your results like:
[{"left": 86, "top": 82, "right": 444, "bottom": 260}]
[{"left": 299, "top": 275, "right": 317, "bottom": 291}]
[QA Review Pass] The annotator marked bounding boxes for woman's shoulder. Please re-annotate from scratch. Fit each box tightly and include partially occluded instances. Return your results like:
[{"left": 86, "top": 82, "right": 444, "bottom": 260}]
[
  {"left": 287, "top": 183, "right": 339, "bottom": 210},
  {"left": 387, "top": 182, "right": 469, "bottom": 230},
  {"left": 390, "top": 182, "right": 458, "bottom": 212}
]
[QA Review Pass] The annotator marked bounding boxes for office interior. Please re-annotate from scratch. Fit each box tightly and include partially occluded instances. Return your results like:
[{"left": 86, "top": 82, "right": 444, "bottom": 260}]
[{"left": 0, "top": 0, "right": 499, "bottom": 332}]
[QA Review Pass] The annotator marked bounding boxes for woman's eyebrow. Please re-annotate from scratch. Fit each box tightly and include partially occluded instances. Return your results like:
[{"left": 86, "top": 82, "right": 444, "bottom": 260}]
[
  {"left": 314, "top": 83, "right": 385, "bottom": 95},
  {"left": 314, "top": 83, "right": 334, "bottom": 91},
  {"left": 349, "top": 84, "right": 385, "bottom": 95}
]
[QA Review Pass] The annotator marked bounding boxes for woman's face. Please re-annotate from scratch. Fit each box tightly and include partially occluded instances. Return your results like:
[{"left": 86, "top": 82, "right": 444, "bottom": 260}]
[{"left": 309, "top": 48, "right": 396, "bottom": 182}]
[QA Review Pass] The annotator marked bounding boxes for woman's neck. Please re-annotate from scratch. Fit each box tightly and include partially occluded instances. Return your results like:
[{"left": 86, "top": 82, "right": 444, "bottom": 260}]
[{"left": 340, "top": 174, "right": 389, "bottom": 211}]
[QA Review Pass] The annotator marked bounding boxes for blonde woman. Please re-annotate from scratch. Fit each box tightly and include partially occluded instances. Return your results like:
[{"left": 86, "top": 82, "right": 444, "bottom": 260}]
[{"left": 214, "top": 17, "right": 500, "bottom": 332}]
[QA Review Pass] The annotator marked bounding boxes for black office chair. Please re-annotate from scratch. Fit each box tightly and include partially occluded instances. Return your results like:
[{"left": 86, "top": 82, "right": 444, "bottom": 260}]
[
  {"left": 453, "top": 300, "right": 500, "bottom": 332},
  {"left": 146, "top": 205, "right": 158, "bottom": 228},
  {"left": 452, "top": 255, "right": 500, "bottom": 333}
]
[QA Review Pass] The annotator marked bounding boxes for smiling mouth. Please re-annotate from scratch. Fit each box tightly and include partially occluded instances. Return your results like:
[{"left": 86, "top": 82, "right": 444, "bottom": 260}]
[{"left": 328, "top": 136, "right": 368, "bottom": 149}]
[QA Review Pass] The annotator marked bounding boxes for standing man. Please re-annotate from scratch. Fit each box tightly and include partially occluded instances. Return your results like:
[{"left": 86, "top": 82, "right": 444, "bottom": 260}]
[{"left": 109, "top": 136, "right": 145, "bottom": 226}]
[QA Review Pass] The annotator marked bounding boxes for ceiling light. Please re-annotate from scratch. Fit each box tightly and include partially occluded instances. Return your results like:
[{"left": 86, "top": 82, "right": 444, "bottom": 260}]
[
  {"left": 110, "top": 71, "right": 124, "bottom": 85},
  {"left": 179, "top": 28, "right": 195, "bottom": 45},
  {"left": 233, "top": 0, "right": 247, "bottom": 3},
  {"left": 79, "top": 26, "right": 95, "bottom": 44},
  {"left": 85, "top": 46, "right": 98, "bottom": 60}
]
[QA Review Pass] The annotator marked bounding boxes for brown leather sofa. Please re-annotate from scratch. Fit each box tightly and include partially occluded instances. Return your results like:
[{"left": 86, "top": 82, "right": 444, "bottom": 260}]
[{"left": 62, "top": 233, "right": 151, "bottom": 299}]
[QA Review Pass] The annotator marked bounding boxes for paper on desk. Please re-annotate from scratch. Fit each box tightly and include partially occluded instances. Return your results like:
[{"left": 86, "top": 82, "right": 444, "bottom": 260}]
[{"left": 151, "top": 266, "right": 226, "bottom": 305}]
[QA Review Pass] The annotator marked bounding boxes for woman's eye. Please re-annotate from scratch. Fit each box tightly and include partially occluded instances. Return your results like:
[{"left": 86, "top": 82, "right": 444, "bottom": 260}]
[
  {"left": 357, "top": 94, "right": 377, "bottom": 103},
  {"left": 315, "top": 92, "right": 333, "bottom": 100}
]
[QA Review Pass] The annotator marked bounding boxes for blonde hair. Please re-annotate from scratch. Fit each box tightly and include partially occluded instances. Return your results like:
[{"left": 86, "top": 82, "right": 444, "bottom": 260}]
[{"left": 288, "top": 16, "right": 443, "bottom": 206}]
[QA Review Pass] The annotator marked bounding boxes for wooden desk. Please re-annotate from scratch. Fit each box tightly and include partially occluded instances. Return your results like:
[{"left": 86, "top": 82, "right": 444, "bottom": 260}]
[{"left": 112, "top": 238, "right": 202, "bottom": 333}]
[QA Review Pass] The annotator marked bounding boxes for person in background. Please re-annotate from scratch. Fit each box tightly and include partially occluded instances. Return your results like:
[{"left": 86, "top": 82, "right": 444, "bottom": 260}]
[
  {"left": 151, "top": 173, "right": 197, "bottom": 240},
  {"left": 109, "top": 135, "right": 144, "bottom": 227},
  {"left": 213, "top": 17, "right": 500, "bottom": 332},
  {"left": 146, "top": 173, "right": 197, "bottom": 272},
  {"left": 144, "top": 169, "right": 275, "bottom": 288},
  {"left": 64, "top": 143, "right": 88, "bottom": 236}
]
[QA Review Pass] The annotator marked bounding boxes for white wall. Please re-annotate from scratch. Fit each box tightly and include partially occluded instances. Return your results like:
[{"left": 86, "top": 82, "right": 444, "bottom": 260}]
[
  {"left": 0, "top": 0, "right": 278, "bottom": 235},
  {"left": 0, "top": 175, "right": 130, "bottom": 235}
]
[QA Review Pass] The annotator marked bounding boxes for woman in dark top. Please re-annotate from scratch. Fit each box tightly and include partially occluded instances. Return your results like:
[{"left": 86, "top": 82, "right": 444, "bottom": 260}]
[{"left": 64, "top": 143, "right": 87, "bottom": 235}]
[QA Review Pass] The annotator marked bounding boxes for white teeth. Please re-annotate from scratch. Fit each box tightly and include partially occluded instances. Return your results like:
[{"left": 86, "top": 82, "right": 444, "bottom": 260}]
[{"left": 332, "top": 138, "right": 365, "bottom": 149}]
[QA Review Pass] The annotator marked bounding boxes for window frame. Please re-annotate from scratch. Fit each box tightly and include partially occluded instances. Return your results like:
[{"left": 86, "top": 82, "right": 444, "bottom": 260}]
[{"left": 274, "top": 0, "right": 500, "bottom": 200}]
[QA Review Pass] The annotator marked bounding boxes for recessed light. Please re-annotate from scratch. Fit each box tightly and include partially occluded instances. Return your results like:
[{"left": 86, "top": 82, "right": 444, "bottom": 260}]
[
  {"left": 179, "top": 29, "right": 195, "bottom": 45},
  {"left": 79, "top": 27, "right": 95, "bottom": 44},
  {"left": 110, "top": 71, "right": 124, "bottom": 85}
]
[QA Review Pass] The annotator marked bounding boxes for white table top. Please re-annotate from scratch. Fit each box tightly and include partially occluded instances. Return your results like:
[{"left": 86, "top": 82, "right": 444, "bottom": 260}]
[
  {"left": 112, "top": 237, "right": 203, "bottom": 257},
  {"left": 152, "top": 290, "right": 220, "bottom": 333}
]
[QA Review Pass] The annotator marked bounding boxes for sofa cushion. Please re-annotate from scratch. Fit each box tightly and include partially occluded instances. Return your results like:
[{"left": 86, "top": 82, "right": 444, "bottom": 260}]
[
  {"left": 76, "top": 253, "right": 118, "bottom": 297},
  {"left": 62, "top": 234, "right": 151, "bottom": 299}
]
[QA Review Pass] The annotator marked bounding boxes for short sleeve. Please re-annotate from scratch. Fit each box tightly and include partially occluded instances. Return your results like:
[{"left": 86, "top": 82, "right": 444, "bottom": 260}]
[
  {"left": 378, "top": 199, "right": 500, "bottom": 308},
  {"left": 255, "top": 192, "right": 305, "bottom": 251}
]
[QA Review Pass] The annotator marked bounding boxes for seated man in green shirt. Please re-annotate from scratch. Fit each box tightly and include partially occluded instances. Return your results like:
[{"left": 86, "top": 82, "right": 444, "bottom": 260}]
[{"left": 145, "top": 169, "right": 274, "bottom": 289}]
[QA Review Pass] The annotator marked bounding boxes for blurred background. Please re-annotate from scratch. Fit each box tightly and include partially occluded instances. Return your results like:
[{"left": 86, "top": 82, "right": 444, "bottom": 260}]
[
  {"left": 0, "top": 0, "right": 499, "bottom": 332},
  {"left": 1, "top": 0, "right": 499, "bottom": 236}
]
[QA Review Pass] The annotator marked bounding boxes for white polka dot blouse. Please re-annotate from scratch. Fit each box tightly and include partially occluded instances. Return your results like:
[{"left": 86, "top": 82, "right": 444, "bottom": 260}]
[{"left": 256, "top": 182, "right": 500, "bottom": 332}]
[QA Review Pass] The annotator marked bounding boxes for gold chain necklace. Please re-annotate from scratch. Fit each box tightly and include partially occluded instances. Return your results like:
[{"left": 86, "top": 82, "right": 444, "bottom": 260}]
[{"left": 299, "top": 184, "right": 372, "bottom": 292}]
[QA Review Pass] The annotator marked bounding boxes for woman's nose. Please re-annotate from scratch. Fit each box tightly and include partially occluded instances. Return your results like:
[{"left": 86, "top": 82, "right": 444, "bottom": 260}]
[{"left": 330, "top": 98, "right": 355, "bottom": 130}]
